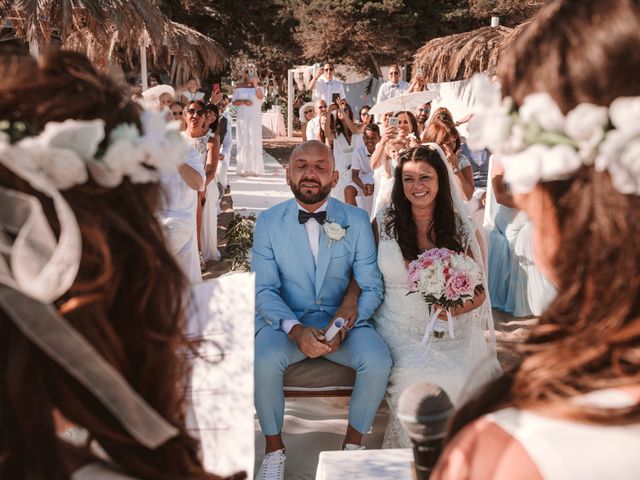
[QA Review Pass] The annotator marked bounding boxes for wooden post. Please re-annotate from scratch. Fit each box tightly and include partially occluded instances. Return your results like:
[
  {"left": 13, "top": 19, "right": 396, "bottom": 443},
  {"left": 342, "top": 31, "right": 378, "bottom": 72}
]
[
  {"left": 287, "top": 69, "right": 294, "bottom": 139},
  {"left": 140, "top": 42, "right": 148, "bottom": 91}
]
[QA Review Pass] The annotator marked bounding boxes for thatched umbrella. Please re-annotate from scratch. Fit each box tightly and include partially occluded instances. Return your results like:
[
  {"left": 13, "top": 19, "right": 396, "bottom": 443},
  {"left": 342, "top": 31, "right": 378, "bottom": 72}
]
[
  {"left": 413, "top": 25, "right": 514, "bottom": 83},
  {"left": 0, "top": 1, "right": 167, "bottom": 56},
  {"left": 162, "top": 21, "right": 226, "bottom": 86}
]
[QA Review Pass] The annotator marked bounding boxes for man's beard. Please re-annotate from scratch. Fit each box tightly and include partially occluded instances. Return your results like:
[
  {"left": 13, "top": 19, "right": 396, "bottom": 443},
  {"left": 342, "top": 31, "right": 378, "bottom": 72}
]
[{"left": 291, "top": 178, "right": 332, "bottom": 205}]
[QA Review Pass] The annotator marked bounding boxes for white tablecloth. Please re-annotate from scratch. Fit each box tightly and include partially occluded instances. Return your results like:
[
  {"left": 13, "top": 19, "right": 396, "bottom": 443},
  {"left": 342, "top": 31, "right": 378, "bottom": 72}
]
[
  {"left": 316, "top": 448, "right": 413, "bottom": 480},
  {"left": 262, "top": 111, "right": 286, "bottom": 138}
]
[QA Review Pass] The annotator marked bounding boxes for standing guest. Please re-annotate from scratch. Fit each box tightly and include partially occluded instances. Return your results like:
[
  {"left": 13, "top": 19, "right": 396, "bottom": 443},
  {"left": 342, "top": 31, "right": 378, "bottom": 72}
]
[
  {"left": 422, "top": 119, "right": 474, "bottom": 201},
  {"left": 252, "top": 141, "right": 391, "bottom": 480},
  {"left": 308, "top": 62, "right": 345, "bottom": 103},
  {"left": 233, "top": 64, "right": 265, "bottom": 176},
  {"left": 217, "top": 94, "right": 233, "bottom": 190},
  {"left": 200, "top": 103, "right": 222, "bottom": 263},
  {"left": 0, "top": 49, "right": 241, "bottom": 480},
  {"left": 415, "top": 101, "right": 432, "bottom": 135},
  {"left": 434, "top": 1, "right": 640, "bottom": 478},
  {"left": 393, "top": 110, "right": 420, "bottom": 142},
  {"left": 306, "top": 98, "right": 327, "bottom": 141},
  {"left": 180, "top": 77, "right": 205, "bottom": 104},
  {"left": 375, "top": 65, "right": 409, "bottom": 122},
  {"left": 170, "top": 101, "right": 186, "bottom": 130},
  {"left": 182, "top": 100, "right": 219, "bottom": 268},
  {"left": 345, "top": 123, "right": 379, "bottom": 215},
  {"left": 430, "top": 107, "right": 455, "bottom": 125},
  {"left": 371, "top": 137, "right": 407, "bottom": 219},
  {"left": 299, "top": 101, "right": 315, "bottom": 142}
]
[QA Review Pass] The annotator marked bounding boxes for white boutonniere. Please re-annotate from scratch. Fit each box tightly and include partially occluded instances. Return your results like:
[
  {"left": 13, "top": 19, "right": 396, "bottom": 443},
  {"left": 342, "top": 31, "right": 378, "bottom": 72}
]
[{"left": 324, "top": 220, "right": 348, "bottom": 245}]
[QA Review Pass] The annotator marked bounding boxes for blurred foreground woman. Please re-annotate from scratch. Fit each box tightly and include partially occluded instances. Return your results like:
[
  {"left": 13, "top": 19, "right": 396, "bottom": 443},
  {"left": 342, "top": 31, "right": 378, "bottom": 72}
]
[
  {"left": 433, "top": 1, "right": 640, "bottom": 478},
  {"left": 0, "top": 51, "right": 244, "bottom": 479}
]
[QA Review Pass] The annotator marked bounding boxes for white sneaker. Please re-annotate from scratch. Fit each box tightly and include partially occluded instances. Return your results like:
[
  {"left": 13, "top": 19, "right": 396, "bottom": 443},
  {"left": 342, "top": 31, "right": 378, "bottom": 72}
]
[
  {"left": 343, "top": 443, "right": 366, "bottom": 451},
  {"left": 256, "top": 449, "right": 286, "bottom": 480}
]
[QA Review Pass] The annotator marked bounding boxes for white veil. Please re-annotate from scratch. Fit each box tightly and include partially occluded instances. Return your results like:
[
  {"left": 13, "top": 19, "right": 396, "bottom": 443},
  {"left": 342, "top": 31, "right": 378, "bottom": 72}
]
[{"left": 421, "top": 142, "right": 496, "bottom": 350}]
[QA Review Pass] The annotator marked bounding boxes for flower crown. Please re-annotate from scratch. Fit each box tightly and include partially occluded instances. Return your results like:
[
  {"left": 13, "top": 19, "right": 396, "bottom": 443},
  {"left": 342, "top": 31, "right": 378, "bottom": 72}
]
[
  {"left": 0, "top": 111, "right": 189, "bottom": 190},
  {"left": 467, "top": 75, "right": 640, "bottom": 195}
]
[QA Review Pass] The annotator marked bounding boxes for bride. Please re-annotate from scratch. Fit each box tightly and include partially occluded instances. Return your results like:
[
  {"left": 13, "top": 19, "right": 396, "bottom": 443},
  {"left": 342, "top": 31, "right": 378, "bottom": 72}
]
[{"left": 373, "top": 144, "right": 501, "bottom": 448}]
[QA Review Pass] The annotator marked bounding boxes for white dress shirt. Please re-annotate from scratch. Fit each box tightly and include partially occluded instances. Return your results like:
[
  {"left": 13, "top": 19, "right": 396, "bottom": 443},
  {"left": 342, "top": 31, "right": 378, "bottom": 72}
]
[
  {"left": 280, "top": 200, "right": 328, "bottom": 334},
  {"left": 312, "top": 77, "right": 346, "bottom": 103},
  {"left": 375, "top": 80, "right": 410, "bottom": 105}
]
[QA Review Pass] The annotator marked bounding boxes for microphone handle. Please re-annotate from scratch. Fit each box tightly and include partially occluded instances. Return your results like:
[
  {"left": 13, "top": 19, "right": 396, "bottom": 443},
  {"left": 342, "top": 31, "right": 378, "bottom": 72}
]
[{"left": 412, "top": 438, "right": 444, "bottom": 480}]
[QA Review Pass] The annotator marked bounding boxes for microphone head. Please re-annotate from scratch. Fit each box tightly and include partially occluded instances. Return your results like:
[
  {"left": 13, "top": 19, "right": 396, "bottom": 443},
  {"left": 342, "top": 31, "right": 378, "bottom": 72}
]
[{"left": 397, "top": 383, "right": 453, "bottom": 441}]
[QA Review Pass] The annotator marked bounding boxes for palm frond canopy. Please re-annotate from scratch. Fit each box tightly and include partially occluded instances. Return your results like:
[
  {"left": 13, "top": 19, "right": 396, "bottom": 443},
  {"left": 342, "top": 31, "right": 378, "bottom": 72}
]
[
  {"left": 162, "top": 21, "right": 226, "bottom": 79},
  {"left": 413, "top": 25, "right": 514, "bottom": 83}
]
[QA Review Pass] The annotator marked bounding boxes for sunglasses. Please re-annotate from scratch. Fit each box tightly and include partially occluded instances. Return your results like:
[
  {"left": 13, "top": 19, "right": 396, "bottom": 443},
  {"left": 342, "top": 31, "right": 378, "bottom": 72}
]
[
  {"left": 304, "top": 110, "right": 313, "bottom": 115},
  {"left": 318, "top": 105, "right": 328, "bottom": 109},
  {"left": 187, "top": 108, "right": 205, "bottom": 116},
  {"left": 172, "top": 110, "right": 183, "bottom": 116}
]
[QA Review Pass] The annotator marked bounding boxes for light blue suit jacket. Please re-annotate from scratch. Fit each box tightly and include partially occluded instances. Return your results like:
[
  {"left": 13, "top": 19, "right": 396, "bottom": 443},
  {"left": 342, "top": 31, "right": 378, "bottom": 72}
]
[{"left": 252, "top": 197, "right": 383, "bottom": 335}]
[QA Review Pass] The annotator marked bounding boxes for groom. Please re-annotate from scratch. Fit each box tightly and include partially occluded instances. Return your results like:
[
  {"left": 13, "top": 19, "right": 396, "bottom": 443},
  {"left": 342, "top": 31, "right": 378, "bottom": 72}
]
[{"left": 252, "top": 140, "right": 392, "bottom": 479}]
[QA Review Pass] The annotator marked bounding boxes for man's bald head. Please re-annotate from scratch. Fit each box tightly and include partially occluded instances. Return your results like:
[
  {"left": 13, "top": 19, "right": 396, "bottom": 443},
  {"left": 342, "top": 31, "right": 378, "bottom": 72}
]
[
  {"left": 290, "top": 140, "right": 334, "bottom": 166},
  {"left": 314, "top": 98, "right": 327, "bottom": 115}
]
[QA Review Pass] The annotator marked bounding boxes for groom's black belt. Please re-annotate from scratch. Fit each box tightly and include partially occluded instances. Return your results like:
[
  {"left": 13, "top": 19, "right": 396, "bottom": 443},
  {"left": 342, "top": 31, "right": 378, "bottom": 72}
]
[{"left": 298, "top": 210, "right": 327, "bottom": 225}]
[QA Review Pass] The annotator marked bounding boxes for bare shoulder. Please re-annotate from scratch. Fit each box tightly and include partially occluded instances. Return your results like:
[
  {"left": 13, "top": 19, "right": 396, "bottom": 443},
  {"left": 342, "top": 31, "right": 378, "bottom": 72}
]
[{"left": 432, "top": 417, "right": 542, "bottom": 480}]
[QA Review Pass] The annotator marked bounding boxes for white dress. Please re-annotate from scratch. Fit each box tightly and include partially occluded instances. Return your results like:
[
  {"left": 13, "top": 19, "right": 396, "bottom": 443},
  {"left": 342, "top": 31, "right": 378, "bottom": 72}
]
[
  {"left": 331, "top": 133, "right": 362, "bottom": 202},
  {"left": 234, "top": 86, "right": 264, "bottom": 176},
  {"left": 374, "top": 209, "right": 501, "bottom": 448},
  {"left": 370, "top": 158, "right": 396, "bottom": 220},
  {"left": 487, "top": 389, "right": 640, "bottom": 479},
  {"left": 181, "top": 131, "right": 220, "bottom": 262}
]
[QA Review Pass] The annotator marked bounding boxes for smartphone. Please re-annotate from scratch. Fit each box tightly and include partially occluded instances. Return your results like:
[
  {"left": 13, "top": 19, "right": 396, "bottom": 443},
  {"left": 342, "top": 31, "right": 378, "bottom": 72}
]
[
  {"left": 213, "top": 83, "right": 221, "bottom": 93},
  {"left": 332, "top": 92, "right": 340, "bottom": 104},
  {"left": 388, "top": 116, "right": 399, "bottom": 128}
]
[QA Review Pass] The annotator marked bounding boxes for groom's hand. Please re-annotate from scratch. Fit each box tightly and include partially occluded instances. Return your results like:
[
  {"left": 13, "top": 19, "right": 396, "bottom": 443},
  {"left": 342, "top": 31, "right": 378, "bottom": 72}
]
[
  {"left": 288, "top": 325, "right": 332, "bottom": 358},
  {"left": 336, "top": 279, "right": 361, "bottom": 329}
]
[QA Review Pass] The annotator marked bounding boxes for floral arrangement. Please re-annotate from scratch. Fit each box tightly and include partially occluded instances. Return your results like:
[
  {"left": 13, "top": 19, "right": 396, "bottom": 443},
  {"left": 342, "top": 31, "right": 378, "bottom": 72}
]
[
  {"left": 407, "top": 248, "right": 483, "bottom": 338},
  {"left": 467, "top": 74, "right": 640, "bottom": 196},
  {"left": 324, "top": 220, "right": 348, "bottom": 245}
]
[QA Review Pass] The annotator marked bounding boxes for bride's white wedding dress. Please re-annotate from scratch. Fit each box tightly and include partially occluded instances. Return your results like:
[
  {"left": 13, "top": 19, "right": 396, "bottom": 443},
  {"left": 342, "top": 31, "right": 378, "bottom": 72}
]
[{"left": 374, "top": 209, "right": 502, "bottom": 448}]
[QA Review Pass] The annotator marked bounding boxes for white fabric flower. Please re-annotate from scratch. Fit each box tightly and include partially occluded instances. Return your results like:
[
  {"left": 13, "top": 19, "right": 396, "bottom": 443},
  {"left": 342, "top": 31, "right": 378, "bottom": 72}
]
[
  {"left": 599, "top": 134, "right": 640, "bottom": 195},
  {"left": 608, "top": 97, "right": 640, "bottom": 134},
  {"left": 324, "top": 221, "right": 347, "bottom": 241},
  {"left": 17, "top": 146, "right": 88, "bottom": 190},
  {"left": 24, "top": 119, "right": 105, "bottom": 160},
  {"left": 110, "top": 123, "right": 140, "bottom": 144},
  {"left": 520, "top": 93, "right": 566, "bottom": 132}
]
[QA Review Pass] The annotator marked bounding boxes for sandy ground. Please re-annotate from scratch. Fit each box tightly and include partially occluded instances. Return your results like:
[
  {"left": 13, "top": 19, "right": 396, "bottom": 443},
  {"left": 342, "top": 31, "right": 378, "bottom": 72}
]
[{"left": 204, "top": 136, "right": 535, "bottom": 479}]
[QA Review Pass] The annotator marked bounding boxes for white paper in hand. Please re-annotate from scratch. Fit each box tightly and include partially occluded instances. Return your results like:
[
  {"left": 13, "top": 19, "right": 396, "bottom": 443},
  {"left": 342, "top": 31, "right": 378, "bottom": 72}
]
[{"left": 185, "top": 273, "right": 255, "bottom": 479}]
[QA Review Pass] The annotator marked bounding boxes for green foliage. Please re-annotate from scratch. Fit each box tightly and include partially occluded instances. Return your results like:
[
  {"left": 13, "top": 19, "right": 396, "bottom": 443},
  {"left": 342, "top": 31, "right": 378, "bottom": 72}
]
[{"left": 225, "top": 214, "right": 256, "bottom": 272}]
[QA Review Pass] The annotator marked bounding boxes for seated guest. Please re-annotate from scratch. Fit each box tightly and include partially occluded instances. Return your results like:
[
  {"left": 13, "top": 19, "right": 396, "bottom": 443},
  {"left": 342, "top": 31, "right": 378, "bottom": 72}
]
[
  {"left": 299, "top": 101, "right": 315, "bottom": 141},
  {"left": 308, "top": 62, "right": 345, "bottom": 103},
  {"left": 0, "top": 49, "right": 240, "bottom": 480},
  {"left": 358, "top": 105, "right": 373, "bottom": 126},
  {"left": 344, "top": 123, "right": 380, "bottom": 215},
  {"left": 252, "top": 140, "right": 391, "bottom": 480},
  {"left": 371, "top": 137, "right": 407, "bottom": 219},
  {"left": 305, "top": 99, "right": 327, "bottom": 141},
  {"left": 415, "top": 101, "right": 432, "bottom": 135},
  {"left": 434, "top": 2, "right": 640, "bottom": 478},
  {"left": 170, "top": 101, "right": 186, "bottom": 130}
]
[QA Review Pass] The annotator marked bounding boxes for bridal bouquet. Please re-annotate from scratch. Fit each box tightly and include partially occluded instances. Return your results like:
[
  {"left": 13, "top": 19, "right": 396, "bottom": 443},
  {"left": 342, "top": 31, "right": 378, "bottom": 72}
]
[{"left": 407, "top": 248, "right": 483, "bottom": 339}]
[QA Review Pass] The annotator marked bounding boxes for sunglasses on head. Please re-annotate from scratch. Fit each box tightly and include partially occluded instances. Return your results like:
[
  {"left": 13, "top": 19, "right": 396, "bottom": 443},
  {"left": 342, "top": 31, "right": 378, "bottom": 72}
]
[{"left": 187, "top": 108, "right": 205, "bottom": 116}]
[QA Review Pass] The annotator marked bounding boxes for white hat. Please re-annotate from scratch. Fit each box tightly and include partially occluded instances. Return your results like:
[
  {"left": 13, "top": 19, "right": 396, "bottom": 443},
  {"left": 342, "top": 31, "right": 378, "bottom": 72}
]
[
  {"left": 141, "top": 84, "right": 175, "bottom": 100},
  {"left": 299, "top": 102, "right": 315, "bottom": 123}
]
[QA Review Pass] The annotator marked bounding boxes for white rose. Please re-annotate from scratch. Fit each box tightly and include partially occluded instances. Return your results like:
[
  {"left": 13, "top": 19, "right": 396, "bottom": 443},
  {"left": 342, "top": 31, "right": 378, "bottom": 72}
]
[
  {"left": 608, "top": 97, "right": 640, "bottom": 134},
  {"left": 565, "top": 103, "right": 608, "bottom": 141},
  {"left": 501, "top": 146, "right": 546, "bottom": 194},
  {"left": 324, "top": 222, "right": 346, "bottom": 241},
  {"left": 605, "top": 138, "right": 640, "bottom": 195},
  {"left": 520, "top": 93, "right": 566, "bottom": 132},
  {"left": 540, "top": 144, "right": 583, "bottom": 180},
  {"left": 418, "top": 265, "right": 445, "bottom": 298}
]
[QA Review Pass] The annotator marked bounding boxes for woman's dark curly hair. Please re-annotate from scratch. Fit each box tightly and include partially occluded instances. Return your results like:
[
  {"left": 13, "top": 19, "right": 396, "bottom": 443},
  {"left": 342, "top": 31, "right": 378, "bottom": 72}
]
[{"left": 385, "top": 145, "right": 462, "bottom": 262}]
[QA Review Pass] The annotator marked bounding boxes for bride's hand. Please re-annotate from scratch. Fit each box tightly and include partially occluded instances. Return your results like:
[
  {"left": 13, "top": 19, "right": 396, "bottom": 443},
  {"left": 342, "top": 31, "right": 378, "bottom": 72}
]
[{"left": 288, "top": 325, "right": 332, "bottom": 358}]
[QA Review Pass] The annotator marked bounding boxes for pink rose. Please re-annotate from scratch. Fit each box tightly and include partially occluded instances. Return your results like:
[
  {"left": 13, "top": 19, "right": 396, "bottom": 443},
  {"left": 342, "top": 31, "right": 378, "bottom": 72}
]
[{"left": 444, "top": 271, "right": 474, "bottom": 300}]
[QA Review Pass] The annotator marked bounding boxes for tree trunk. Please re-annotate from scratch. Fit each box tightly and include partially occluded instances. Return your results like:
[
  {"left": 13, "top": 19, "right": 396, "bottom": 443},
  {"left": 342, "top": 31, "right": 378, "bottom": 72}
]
[{"left": 367, "top": 53, "right": 383, "bottom": 79}]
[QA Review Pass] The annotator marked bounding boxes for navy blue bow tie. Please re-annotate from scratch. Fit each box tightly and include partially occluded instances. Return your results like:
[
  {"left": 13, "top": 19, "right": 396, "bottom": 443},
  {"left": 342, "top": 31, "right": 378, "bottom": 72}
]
[{"left": 298, "top": 210, "right": 327, "bottom": 225}]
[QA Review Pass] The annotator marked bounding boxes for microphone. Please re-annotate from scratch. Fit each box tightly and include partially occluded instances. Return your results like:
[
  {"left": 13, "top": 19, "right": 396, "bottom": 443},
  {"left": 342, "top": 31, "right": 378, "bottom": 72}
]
[{"left": 397, "top": 383, "right": 453, "bottom": 480}]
